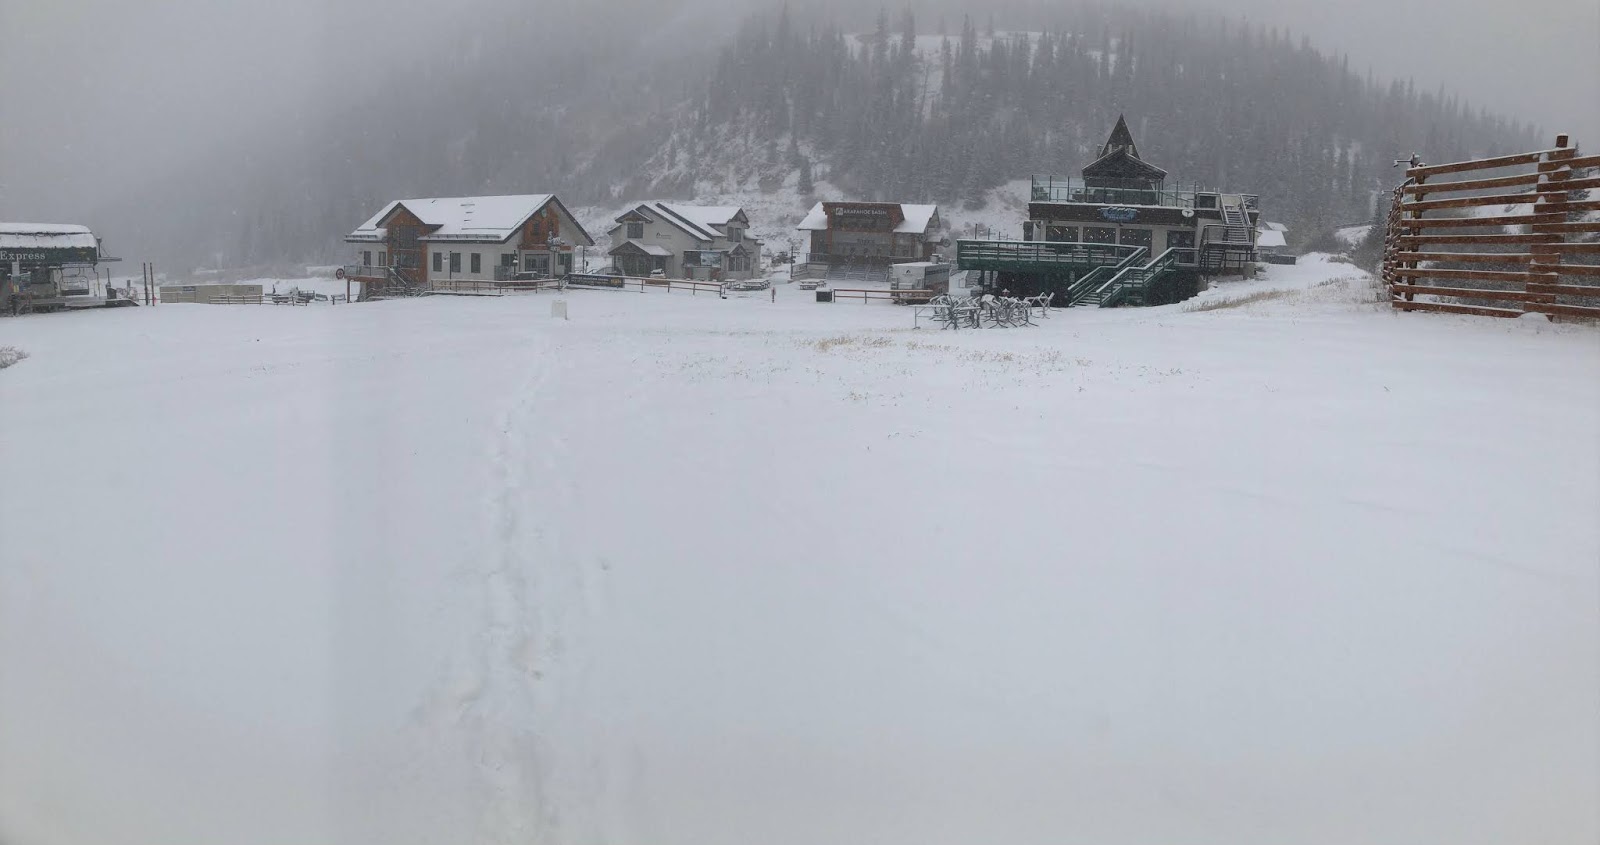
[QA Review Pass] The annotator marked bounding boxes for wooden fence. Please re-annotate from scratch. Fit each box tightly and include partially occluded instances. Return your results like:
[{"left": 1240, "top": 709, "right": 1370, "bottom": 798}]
[
  {"left": 827, "top": 288, "right": 938, "bottom": 304},
  {"left": 1381, "top": 133, "right": 1600, "bottom": 320},
  {"left": 566, "top": 273, "right": 726, "bottom": 296},
  {"left": 427, "top": 279, "right": 562, "bottom": 296}
]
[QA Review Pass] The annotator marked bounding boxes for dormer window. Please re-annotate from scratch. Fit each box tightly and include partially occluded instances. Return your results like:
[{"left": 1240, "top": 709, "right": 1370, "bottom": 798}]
[
  {"left": 627, "top": 222, "right": 644, "bottom": 239},
  {"left": 728, "top": 227, "right": 742, "bottom": 242}
]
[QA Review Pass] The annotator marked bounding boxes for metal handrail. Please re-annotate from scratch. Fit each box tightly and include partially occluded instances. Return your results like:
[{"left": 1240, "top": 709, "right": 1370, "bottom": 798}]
[
  {"left": 1097, "top": 247, "right": 1182, "bottom": 307},
  {"left": 1030, "top": 176, "right": 1199, "bottom": 208},
  {"left": 342, "top": 263, "right": 389, "bottom": 279},
  {"left": 1066, "top": 246, "right": 1147, "bottom": 304}
]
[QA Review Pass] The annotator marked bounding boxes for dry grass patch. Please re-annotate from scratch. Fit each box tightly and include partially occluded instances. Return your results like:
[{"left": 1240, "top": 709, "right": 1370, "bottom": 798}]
[
  {"left": 811, "top": 334, "right": 893, "bottom": 352},
  {"left": 1183, "top": 290, "right": 1293, "bottom": 312}
]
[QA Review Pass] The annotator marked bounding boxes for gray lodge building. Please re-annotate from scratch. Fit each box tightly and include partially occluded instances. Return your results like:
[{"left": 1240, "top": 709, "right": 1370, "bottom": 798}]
[
  {"left": 1024, "top": 116, "right": 1259, "bottom": 272},
  {"left": 957, "top": 115, "right": 1264, "bottom": 306}
]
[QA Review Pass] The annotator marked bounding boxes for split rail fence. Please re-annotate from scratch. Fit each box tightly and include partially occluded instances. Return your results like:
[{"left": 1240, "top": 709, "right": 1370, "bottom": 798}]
[{"left": 1381, "top": 133, "right": 1600, "bottom": 320}]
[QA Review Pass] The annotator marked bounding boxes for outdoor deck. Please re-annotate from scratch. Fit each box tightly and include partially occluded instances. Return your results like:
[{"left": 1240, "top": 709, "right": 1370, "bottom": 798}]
[
  {"left": 1028, "top": 176, "right": 1261, "bottom": 211},
  {"left": 955, "top": 239, "right": 1142, "bottom": 273}
]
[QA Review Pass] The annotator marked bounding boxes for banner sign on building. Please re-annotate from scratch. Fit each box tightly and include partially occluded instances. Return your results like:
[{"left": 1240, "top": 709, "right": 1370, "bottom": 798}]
[
  {"left": 1099, "top": 206, "right": 1139, "bottom": 222},
  {"left": 828, "top": 204, "right": 897, "bottom": 231},
  {"left": 0, "top": 247, "right": 98, "bottom": 265}
]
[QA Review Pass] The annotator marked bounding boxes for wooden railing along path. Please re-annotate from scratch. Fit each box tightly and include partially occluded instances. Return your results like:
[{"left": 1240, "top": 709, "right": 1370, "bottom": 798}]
[
  {"left": 827, "top": 288, "right": 938, "bottom": 304},
  {"left": 566, "top": 273, "right": 726, "bottom": 296},
  {"left": 1381, "top": 133, "right": 1600, "bottom": 320}
]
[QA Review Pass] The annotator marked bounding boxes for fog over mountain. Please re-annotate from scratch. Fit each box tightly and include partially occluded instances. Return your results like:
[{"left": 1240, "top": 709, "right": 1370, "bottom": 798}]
[{"left": 0, "top": 0, "right": 1593, "bottom": 271}]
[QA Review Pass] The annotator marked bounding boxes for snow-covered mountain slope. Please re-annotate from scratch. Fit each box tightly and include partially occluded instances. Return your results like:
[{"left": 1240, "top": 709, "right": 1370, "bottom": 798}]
[{"left": 1, "top": 260, "right": 1595, "bottom": 845}]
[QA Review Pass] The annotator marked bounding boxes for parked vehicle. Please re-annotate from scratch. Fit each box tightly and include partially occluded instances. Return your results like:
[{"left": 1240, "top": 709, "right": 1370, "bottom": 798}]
[{"left": 890, "top": 261, "right": 954, "bottom": 296}]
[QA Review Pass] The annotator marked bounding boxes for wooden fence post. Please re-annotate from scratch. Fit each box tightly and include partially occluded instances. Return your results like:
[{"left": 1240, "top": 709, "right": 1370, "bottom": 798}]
[
  {"left": 1404, "top": 173, "right": 1426, "bottom": 303},
  {"left": 1528, "top": 133, "right": 1576, "bottom": 316}
]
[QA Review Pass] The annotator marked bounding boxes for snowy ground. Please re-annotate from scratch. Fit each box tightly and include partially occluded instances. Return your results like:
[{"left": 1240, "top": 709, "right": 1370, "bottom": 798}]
[
  {"left": 1, "top": 259, "right": 1597, "bottom": 845},
  {"left": 1335, "top": 223, "right": 1372, "bottom": 248}
]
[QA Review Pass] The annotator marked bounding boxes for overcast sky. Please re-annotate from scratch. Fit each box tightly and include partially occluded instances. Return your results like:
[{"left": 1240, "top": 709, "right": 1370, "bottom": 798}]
[{"left": 0, "top": 0, "right": 1595, "bottom": 223}]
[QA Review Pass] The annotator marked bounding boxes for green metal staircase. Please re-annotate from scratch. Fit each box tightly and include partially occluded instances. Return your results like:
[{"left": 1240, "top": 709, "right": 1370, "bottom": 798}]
[
  {"left": 1072, "top": 247, "right": 1183, "bottom": 307},
  {"left": 1065, "top": 247, "right": 1146, "bottom": 306}
]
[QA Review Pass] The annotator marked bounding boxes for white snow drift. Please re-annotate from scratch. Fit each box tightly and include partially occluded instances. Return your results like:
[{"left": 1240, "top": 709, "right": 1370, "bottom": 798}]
[{"left": 1, "top": 257, "right": 1596, "bottom": 845}]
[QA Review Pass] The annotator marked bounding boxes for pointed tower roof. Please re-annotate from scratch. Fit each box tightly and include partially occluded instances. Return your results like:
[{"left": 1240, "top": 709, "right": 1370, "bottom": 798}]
[{"left": 1100, "top": 114, "right": 1140, "bottom": 160}]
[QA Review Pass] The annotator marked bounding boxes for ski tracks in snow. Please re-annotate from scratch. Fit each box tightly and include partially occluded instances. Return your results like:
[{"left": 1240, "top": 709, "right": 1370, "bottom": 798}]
[{"left": 409, "top": 327, "right": 611, "bottom": 845}]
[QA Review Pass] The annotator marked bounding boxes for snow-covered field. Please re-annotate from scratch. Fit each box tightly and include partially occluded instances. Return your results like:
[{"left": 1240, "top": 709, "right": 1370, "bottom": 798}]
[{"left": 1, "top": 258, "right": 1597, "bottom": 845}]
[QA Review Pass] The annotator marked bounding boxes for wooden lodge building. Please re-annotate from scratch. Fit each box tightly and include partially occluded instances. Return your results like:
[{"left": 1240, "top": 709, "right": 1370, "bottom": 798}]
[
  {"left": 344, "top": 194, "right": 594, "bottom": 296},
  {"left": 797, "top": 202, "right": 943, "bottom": 268},
  {"left": 958, "top": 116, "right": 1263, "bottom": 307},
  {"left": 606, "top": 203, "right": 762, "bottom": 280}
]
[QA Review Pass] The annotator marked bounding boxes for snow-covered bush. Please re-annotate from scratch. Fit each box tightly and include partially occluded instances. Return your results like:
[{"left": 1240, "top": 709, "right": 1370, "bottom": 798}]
[{"left": 0, "top": 346, "right": 28, "bottom": 369}]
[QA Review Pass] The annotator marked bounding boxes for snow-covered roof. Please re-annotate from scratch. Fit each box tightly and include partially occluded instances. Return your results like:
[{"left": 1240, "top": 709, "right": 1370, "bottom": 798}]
[
  {"left": 0, "top": 223, "right": 98, "bottom": 251},
  {"left": 1262, "top": 221, "right": 1288, "bottom": 232},
  {"left": 899, "top": 204, "right": 940, "bottom": 237},
  {"left": 1256, "top": 228, "right": 1288, "bottom": 249},
  {"left": 658, "top": 204, "right": 742, "bottom": 239},
  {"left": 611, "top": 241, "right": 673, "bottom": 257},
  {"left": 347, "top": 194, "right": 595, "bottom": 246},
  {"left": 618, "top": 203, "right": 746, "bottom": 242},
  {"left": 797, "top": 203, "right": 941, "bottom": 239},
  {"left": 797, "top": 203, "right": 828, "bottom": 231}
]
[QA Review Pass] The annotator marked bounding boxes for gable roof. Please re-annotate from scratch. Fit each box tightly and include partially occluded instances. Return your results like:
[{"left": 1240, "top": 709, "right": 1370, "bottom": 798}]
[
  {"left": 1100, "top": 114, "right": 1140, "bottom": 160},
  {"left": 659, "top": 204, "right": 743, "bottom": 237},
  {"left": 613, "top": 202, "right": 747, "bottom": 243},
  {"left": 797, "top": 202, "right": 941, "bottom": 239},
  {"left": 1081, "top": 114, "right": 1168, "bottom": 182},
  {"left": 609, "top": 241, "right": 673, "bottom": 257},
  {"left": 347, "top": 194, "right": 595, "bottom": 246},
  {"left": 0, "top": 223, "right": 98, "bottom": 251},
  {"left": 1082, "top": 148, "right": 1168, "bottom": 182},
  {"left": 1255, "top": 228, "right": 1287, "bottom": 249}
]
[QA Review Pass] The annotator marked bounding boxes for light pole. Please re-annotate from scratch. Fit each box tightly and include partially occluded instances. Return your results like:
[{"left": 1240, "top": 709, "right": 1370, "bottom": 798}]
[{"left": 548, "top": 236, "right": 569, "bottom": 279}]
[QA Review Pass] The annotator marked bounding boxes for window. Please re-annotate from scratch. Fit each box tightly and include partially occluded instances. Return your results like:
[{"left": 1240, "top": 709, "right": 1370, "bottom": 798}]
[
  {"left": 1046, "top": 225, "right": 1077, "bottom": 243},
  {"left": 1084, "top": 226, "right": 1117, "bottom": 244},
  {"left": 433, "top": 252, "right": 443, "bottom": 272},
  {"left": 378, "top": 251, "right": 386, "bottom": 267},
  {"left": 362, "top": 250, "right": 372, "bottom": 267},
  {"left": 449, "top": 253, "right": 461, "bottom": 273},
  {"left": 501, "top": 253, "right": 517, "bottom": 267},
  {"left": 728, "top": 227, "right": 742, "bottom": 243},
  {"left": 619, "top": 254, "right": 649, "bottom": 276},
  {"left": 470, "top": 253, "right": 481, "bottom": 274},
  {"left": 626, "top": 222, "right": 644, "bottom": 239},
  {"left": 523, "top": 253, "right": 550, "bottom": 276},
  {"left": 1022, "top": 221, "right": 1035, "bottom": 241},
  {"left": 1167, "top": 229, "right": 1196, "bottom": 263},
  {"left": 1119, "top": 228, "right": 1153, "bottom": 249}
]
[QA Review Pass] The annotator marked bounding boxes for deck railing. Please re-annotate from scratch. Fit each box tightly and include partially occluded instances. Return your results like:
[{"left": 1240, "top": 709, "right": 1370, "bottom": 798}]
[
  {"left": 342, "top": 264, "right": 388, "bottom": 280},
  {"left": 1031, "top": 176, "right": 1196, "bottom": 208},
  {"left": 956, "top": 239, "right": 1141, "bottom": 271}
]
